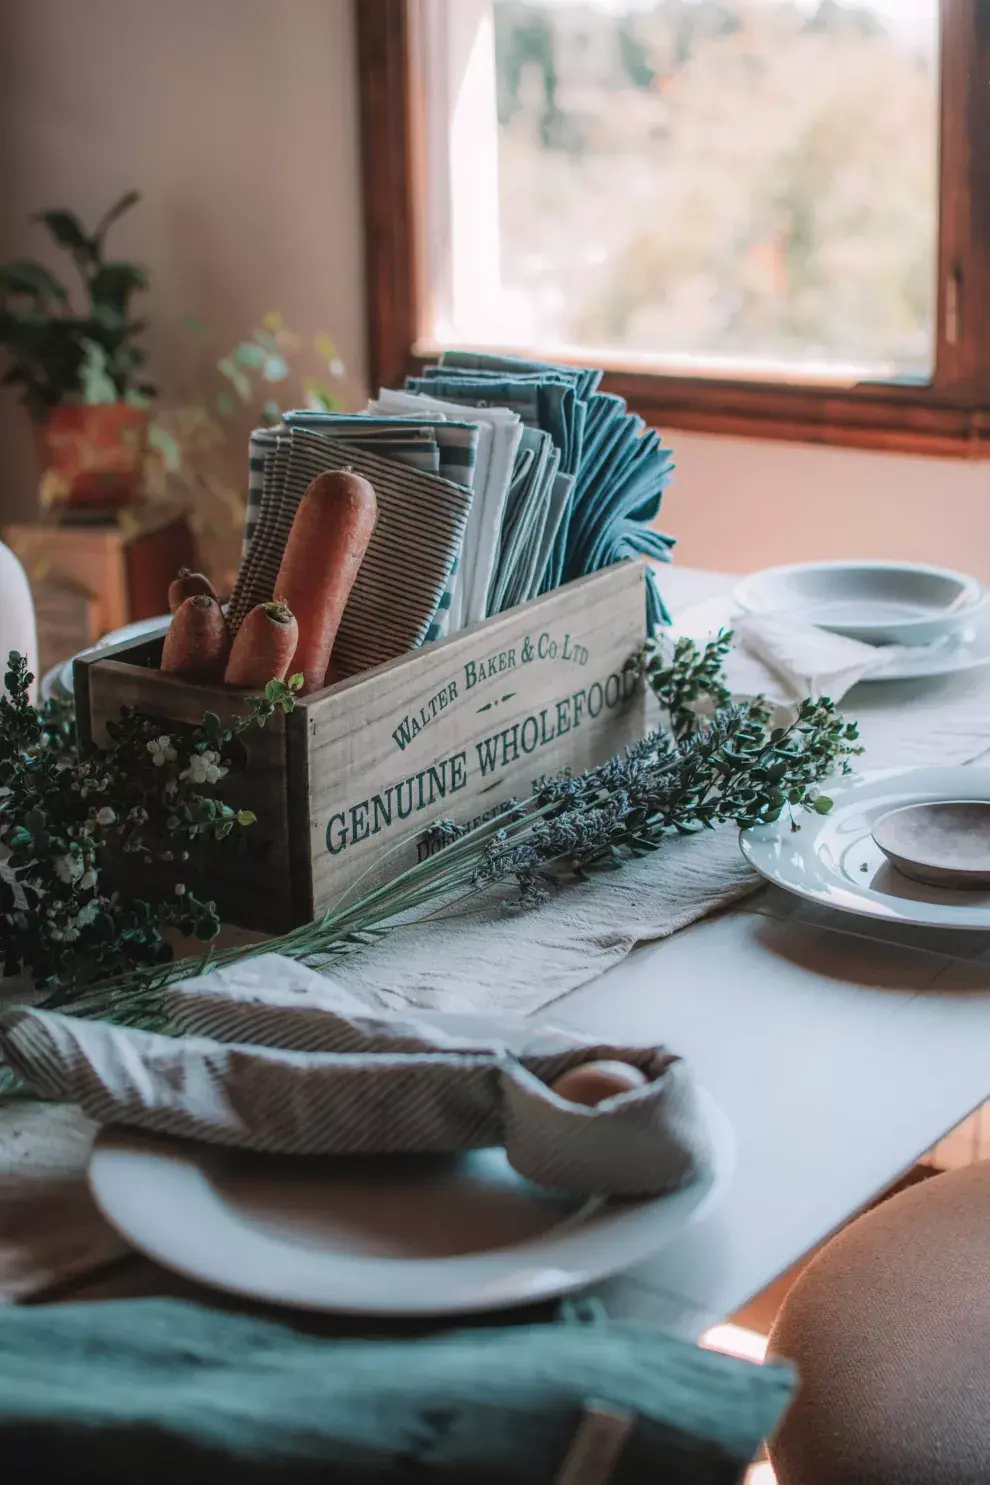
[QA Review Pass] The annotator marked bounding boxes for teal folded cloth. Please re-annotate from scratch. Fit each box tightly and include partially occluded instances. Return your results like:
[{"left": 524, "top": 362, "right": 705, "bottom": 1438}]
[
  {"left": 0, "top": 1299, "right": 795, "bottom": 1483},
  {"left": 428, "top": 352, "right": 675, "bottom": 632}
]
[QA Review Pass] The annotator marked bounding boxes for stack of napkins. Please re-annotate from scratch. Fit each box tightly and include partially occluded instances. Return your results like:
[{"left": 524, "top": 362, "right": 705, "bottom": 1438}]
[
  {"left": 0, "top": 954, "right": 712, "bottom": 1198},
  {"left": 405, "top": 350, "right": 676, "bottom": 630},
  {"left": 231, "top": 416, "right": 478, "bottom": 671},
  {"left": 230, "top": 353, "right": 676, "bottom": 677}
]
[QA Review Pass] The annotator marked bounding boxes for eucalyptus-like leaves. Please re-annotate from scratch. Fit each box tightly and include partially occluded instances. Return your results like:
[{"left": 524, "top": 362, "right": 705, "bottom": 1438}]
[{"left": 0, "top": 632, "right": 861, "bottom": 1053}]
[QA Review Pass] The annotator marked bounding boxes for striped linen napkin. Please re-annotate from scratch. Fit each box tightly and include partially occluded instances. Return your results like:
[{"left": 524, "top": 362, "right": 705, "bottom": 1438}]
[
  {"left": 282, "top": 411, "right": 482, "bottom": 642},
  {"left": 486, "top": 427, "right": 559, "bottom": 613},
  {"left": 228, "top": 430, "right": 474, "bottom": 677},
  {"left": 0, "top": 956, "right": 713, "bottom": 1198},
  {"left": 369, "top": 389, "right": 524, "bottom": 629},
  {"left": 404, "top": 379, "right": 577, "bottom": 613},
  {"left": 243, "top": 421, "right": 445, "bottom": 559},
  {"left": 413, "top": 369, "right": 586, "bottom": 476}
]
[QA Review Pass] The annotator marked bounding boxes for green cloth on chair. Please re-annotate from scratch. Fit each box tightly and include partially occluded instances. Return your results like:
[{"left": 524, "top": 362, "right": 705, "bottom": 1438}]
[{"left": 0, "top": 1298, "right": 793, "bottom": 1483}]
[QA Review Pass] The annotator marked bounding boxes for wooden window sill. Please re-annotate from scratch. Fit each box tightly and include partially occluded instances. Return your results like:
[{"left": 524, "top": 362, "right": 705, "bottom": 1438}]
[
  {"left": 601, "top": 371, "right": 990, "bottom": 459},
  {"left": 406, "top": 346, "right": 990, "bottom": 460}
]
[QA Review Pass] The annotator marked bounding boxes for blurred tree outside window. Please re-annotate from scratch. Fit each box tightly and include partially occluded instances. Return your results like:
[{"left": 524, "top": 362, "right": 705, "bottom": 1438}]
[{"left": 469, "top": 0, "right": 939, "bottom": 381}]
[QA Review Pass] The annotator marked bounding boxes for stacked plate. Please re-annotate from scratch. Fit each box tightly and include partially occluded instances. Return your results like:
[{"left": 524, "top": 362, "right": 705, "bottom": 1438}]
[
  {"left": 734, "top": 559, "right": 990, "bottom": 682},
  {"left": 742, "top": 766, "right": 990, "bottom": 932},
  {"left": 41, "top": 614, "right": 169, "bottom": 703},
  {"left": 734, "top": 560, "right": 990, "bottom": 931},
  {"left": 739, "top": 558, "right": 990, "bottom": 926}
]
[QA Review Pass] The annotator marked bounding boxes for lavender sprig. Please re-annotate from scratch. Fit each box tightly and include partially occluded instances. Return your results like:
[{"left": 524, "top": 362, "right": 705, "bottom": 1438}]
[{"left": 0, "top": 636, "right": 861, "bottom": 1045}]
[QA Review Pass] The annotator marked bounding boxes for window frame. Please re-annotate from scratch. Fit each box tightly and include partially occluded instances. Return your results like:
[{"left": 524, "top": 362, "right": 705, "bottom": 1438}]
[{"left": 356, "top": 0, "right": 990, "bottom": 458}]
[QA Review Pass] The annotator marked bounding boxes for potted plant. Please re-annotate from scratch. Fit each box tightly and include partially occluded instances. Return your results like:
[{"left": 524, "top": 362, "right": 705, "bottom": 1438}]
[{"left": 0, "top": 190, "right": 154, "bottom": 510}]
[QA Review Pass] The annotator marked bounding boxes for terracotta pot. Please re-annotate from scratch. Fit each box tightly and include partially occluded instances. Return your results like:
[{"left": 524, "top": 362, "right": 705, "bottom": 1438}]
[{"left": 34, "top": 403, "right": 150, "bottom": 510}]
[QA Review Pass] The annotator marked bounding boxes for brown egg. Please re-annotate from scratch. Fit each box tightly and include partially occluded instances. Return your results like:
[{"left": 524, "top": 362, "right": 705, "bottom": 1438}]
[{"left": 550, "top": 1059, "right": 649, "bottom": 1107}]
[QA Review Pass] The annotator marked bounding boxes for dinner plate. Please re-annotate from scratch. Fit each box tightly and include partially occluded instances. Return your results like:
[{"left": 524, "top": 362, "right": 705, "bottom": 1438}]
[
  {"left": 733, "top": 560, "right": 985, "bottom": 647},
  {"left": 88, "top": 1088, "right": 734, "bottom": 1316},
  {"left": 867, "top": 619, "right": 990, "bottom": 683},
  {"left": 740, "top": 766, "right": 990, "bottom": 930},
  {"left": 41, "top": 614, "right": 170, "bottom": 702}
]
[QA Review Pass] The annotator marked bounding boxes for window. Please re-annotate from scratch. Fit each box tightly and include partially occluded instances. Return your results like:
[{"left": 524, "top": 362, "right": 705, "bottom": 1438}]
[{"left": 357, "top": 0, "right": 990, "bottom": 455}]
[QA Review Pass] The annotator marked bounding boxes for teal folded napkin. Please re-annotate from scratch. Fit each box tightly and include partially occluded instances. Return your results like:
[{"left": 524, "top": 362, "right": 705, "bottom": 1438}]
[
  {"left": 0, "top": 1299, "right": 795, "bottom": 1483},
  {"left": 428, "top": 353, "right": 675, "bottom": 631}
]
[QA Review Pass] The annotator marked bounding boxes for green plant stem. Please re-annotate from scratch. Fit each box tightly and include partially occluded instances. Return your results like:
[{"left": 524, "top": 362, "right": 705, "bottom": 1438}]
[{"left": 3, "top": 636, "right": 860, "bottom": 1042}]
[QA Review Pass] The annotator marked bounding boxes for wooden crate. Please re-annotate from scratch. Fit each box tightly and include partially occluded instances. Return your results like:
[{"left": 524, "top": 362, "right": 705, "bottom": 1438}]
[{"left": 75, "top": 562, "right": 648, "bottom": 934}]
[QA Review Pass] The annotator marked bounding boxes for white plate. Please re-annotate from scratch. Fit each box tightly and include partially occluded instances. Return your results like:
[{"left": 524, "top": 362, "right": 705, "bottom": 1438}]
[
  {"left": 674, "top": 596, "right": 990, "bottom": 685},
  {"left": 41, "top": 614, "right": 170, "bottom": 702},
  {"left": 867, "top": 617, "right": 990, "bottom": 682},
  {"left": 88, "top": 1089, "right": 734, "bottom": 1317},
  {"left": 740, "top": 766, "right": 990, "bottom": 930},
  {"left": 734, "top": 560, "right": 985, "bottom": 647}
]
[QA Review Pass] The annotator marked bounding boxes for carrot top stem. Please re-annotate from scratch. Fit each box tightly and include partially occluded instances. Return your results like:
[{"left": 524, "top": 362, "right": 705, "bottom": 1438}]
[{"left": 265, "top": 599, "right": 294, "bottom": 625}]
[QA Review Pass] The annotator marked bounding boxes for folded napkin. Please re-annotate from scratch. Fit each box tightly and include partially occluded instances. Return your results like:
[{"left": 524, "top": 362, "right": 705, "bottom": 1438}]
[
  {"left": 369, "top": 387, "right": 524, "bottom": 631},
  {"left": 0, "top": 1299, "right": 796, "bottom": 1483},
  {"left": 282, "top": 410, "right": 482, "bottom": 642},
  {"left": 732, "top": 612, "right": 892, "bottom": 703},
  {"left": 440, "top": 345, "right": 605, "bottom": 401},
  {"left": 674, "top": 598, "right": 922, "bottom": 711},
  {"left": 430, "top": 352, "right": 676, "bottom": 632},
  {"left": 228, "top": 430, "right": 473, "bottom": 676},
  {"left": 0, "top": 957, "right": 713, "bottom": 1198}
]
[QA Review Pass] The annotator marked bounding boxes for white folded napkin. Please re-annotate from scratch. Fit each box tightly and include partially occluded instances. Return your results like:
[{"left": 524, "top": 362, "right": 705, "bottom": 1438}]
[
  {"left": 675, "top": 598, "right": 912, "bottom": 710},
  {"left": 732, "top": 612, "right": 890, "bottom": 703}
]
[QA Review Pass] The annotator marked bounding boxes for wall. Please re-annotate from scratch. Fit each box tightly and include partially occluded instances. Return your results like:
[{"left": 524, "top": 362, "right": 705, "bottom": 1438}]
[
  {"left": 0, "top": 0, "right": 366, "bottom": 529},
  {"left": 662, "top": 430, "right": 990, "bottom": 582}
]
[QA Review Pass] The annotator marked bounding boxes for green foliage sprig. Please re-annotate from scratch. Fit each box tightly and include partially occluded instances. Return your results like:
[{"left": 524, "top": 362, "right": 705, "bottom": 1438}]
[
  {"left": 18, "top": 633, "right": 862, "bottom": 1039},
  {"left": 0, "top": 652, "right": 300, "bottom": 993},
  {"left": 0, "top": 191, "right": 152, "bottom": 418}
]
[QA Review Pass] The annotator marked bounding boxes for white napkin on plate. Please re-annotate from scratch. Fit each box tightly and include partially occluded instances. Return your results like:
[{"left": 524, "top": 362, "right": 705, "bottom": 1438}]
[
  {"left": 675, "top": 598, "right": 907, "bottom": 710},
  {"left": 731, "top": 613, "right": 890, "bottom": 702}
]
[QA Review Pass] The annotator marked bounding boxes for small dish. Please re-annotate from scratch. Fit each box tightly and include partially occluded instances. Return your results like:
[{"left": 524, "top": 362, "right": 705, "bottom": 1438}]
[
  {"left": 739, "top": 766, "right": 990, "bottom": 931},
  {"left": 733, "top": 561, "right": 986, "bottom": 647},
  {"left": 872, "top": 801, "right": 990, "bottom": 890}
]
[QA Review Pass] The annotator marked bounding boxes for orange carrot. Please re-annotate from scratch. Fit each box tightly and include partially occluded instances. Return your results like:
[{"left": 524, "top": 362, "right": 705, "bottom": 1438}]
[
  {"left": 168, "top": 567, "right": 218, "bottom": 613},
  {"left": 161, "top": 594, "right": 229, "bottom": 680},
  {"left": 274, "top": 469, "right": 377, "bottom": 694},
  {"left": 224, "top": 599, "right": 298, "bottom": 688}
]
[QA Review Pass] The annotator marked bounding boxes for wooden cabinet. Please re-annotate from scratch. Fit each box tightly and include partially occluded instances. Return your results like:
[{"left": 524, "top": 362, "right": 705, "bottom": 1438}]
[{"left": 4, "top": 509, "right": 195, "bottom": 639}]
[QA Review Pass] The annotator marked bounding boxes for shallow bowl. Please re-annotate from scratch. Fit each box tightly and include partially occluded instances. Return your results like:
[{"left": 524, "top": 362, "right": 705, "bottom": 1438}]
[
  {"left": 733, "top": 561, "right": 986, "bottom": 647},
  {"left": 872, "top": 800, "right": 990, "bottom": 890}
]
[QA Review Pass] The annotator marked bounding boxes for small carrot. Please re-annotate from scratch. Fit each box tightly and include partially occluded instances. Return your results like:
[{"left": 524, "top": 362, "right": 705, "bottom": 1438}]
[
  {"left": 161, "top": 594, "right": 229, "bottom": 680},
  {"left": 224, "top": 599, "right": 298, "bottom": 688},
  {"left": 274, "top": 469, "right": 378, "bottom": 694},
  {"left": 168, "top": 567, "right": 218, "bottom": 613}
]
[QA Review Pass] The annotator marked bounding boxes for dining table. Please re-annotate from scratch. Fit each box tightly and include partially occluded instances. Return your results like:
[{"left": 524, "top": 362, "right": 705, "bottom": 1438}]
[{"left": 5, "top": 563, "right": 990, "bottom": 1344}]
